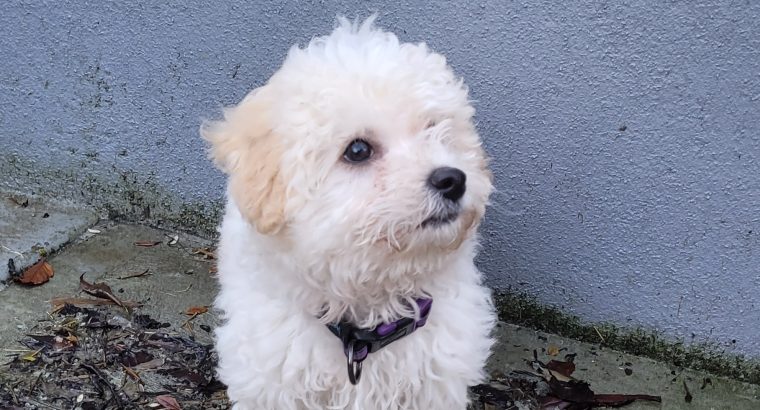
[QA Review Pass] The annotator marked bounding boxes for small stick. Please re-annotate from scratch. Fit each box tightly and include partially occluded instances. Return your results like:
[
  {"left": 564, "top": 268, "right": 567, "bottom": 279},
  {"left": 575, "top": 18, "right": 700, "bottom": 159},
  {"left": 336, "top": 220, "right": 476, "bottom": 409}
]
[
  {"left": 593, "top": 326, "right": 606, "bottom": 343},
  {"left": 117, "top": 269, "right": 150, "bottom": 280}
]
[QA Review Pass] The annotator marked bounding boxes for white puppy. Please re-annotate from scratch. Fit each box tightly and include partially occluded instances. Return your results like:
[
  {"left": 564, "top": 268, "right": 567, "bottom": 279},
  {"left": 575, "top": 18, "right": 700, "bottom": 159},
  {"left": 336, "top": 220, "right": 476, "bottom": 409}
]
[{"left": 202, "top": 16, "right": 495, "bottom": 410}]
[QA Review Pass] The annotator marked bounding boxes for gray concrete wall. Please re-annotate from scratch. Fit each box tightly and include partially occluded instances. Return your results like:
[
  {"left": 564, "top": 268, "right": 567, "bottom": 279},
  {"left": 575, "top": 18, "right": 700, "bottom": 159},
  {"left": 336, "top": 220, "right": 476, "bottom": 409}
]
[{"left": 1, "top": 1, "right": 759, "bottom": 357}]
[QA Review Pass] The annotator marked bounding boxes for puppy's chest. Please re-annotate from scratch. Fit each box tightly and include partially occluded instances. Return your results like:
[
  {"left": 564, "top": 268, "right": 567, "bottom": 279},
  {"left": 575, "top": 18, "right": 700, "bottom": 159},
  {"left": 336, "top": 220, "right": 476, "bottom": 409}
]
[{"left": 297, "top": 315, "right": 441, "bottom": 377}]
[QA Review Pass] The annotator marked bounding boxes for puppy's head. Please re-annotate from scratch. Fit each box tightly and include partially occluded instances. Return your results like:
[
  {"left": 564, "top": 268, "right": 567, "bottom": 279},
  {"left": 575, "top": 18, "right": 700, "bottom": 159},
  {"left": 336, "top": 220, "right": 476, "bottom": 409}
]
[{"left": 204, "top": 17, "right": 492, "bottom": 274}]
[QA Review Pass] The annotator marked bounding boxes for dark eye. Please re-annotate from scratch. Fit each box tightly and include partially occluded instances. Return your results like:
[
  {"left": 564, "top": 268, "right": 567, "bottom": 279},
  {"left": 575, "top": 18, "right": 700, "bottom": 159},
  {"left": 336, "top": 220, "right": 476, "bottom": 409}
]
[{"left": 343, "top": 139, "right": 373, "bottom": 163}]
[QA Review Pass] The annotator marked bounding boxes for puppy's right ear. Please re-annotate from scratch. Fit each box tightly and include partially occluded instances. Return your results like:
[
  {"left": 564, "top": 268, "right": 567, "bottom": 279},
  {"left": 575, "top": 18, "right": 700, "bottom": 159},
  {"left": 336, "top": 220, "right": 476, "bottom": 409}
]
[{"left": 201, "top": 87, "right": 287, "bottom": 235}]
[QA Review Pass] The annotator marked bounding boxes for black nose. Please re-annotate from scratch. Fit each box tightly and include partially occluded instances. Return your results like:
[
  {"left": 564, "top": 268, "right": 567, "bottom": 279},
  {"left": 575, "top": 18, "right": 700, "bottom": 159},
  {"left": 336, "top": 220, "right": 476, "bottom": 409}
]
[{"left": 428, "top": 167, "right": 466, "bottom": 201}]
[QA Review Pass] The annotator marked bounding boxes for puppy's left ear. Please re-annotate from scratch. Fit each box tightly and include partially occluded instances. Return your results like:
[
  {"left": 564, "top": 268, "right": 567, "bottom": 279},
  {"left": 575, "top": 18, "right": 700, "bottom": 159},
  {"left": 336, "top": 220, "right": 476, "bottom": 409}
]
[{"left": 201, "top": 86, "right": 287, "bottom": 235}]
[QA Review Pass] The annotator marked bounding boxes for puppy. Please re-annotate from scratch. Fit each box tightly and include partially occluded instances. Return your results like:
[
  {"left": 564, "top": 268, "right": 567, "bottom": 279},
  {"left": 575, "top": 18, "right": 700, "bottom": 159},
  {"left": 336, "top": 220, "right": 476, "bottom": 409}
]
[{"left": 202, "top": 16, "right": 495, "bottom": 410}]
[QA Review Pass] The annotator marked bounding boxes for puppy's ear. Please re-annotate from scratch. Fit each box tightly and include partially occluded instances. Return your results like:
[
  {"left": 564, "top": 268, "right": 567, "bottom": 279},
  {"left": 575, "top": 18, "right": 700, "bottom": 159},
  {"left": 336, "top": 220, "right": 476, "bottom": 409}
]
[{"left": 201, "top": 87, "right": 286, "bottom": 235}]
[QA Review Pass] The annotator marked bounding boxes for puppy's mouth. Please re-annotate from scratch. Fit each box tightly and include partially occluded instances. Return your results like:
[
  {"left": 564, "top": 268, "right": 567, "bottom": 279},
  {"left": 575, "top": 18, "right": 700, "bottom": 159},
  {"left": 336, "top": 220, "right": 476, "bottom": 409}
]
[{"left": 420, "top": 211, "right": 459, "bottom": 228}]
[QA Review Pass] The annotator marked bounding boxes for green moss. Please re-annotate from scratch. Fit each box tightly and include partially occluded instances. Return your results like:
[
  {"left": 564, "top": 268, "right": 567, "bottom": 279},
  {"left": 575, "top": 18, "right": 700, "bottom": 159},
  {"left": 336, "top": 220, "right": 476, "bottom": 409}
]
[
  {"left": 164, "top": 201, "right": 223, "bottom": 238},
  {"left": 0, "top": 153, "right": 223, "bottom": 238},
  {"left": 494, "top": 290, "right": 760, "bottom": 384}
]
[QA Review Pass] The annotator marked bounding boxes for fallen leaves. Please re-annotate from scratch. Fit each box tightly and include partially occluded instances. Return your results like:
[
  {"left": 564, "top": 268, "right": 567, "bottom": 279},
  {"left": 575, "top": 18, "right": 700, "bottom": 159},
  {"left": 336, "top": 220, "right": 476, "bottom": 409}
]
[
  {"left": 545, "top": 354, "right": 576, "bottom": 379},
  {"left": 471, "top": 349, "right": 663, "bottom": 409},
  {"left": 48, "top": 275, "right": 143, "bottom": 311},
  {"left": 133, "top": 357, "right": 165, "bottom": 370},
  {"left": 7, "top": 292, "right": 225, "bottom": 408},
  {"left": 184, "top": 306, "right": 209, "bottom": 316},
  {"left": 80, "top": 274, "right": 127, "bottom": 308},
  {"left": 21, "top": 348, "right": 43, "bottom": 362},
  {"left": 191, "top": 247, "right": 216, "bottom": 260},
  {"left": 26, "top": 334, "right": 77, "bottom": 352},
  {"left": 154, "top": 394, "right": 182, "bottom": 410},
  {"left": 182, "top": 305, "right": 209, "bottom": 331},
  {"left": 547, "top": 344, "right": 560, "bottom": 356},
  {"left": 15, "top": 258, "right": 54, "bottom": 285},
  {"left": 530, "top": 350, "right": 662, "bottom": 408}
]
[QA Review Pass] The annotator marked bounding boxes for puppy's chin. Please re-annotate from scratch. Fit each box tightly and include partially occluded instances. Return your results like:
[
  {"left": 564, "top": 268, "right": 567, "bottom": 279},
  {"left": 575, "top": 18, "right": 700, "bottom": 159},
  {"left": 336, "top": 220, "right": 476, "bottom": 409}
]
[{"left": 374, "top": 208, "right": 480, "bottom": 254}]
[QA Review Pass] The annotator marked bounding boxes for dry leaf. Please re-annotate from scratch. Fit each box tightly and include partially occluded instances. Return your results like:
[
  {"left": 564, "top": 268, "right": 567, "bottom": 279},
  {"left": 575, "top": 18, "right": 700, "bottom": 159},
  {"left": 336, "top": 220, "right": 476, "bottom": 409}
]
[
  {"left": 16, "top": 259, "right": 54, "bottom": 285},
  {"left": 155, "top": 394, "right": 182, "bottom": 410},
  {"left": 21, "top": 348, "right": 43, "bottom": 362},
  {"left": 134, "top": 240, "right": 161, "bottom": 247},
  {"left": 122, "top": 365, "right": 142, "bottom": 382},
  {"left": 184, "top": 306, "right": 209, "bottom": 316},
  {"left": 529, "top": 350, "right": 661, "bottom": 408},
  {"left": 55, "top": 335, "right": 74, "bottom": 350},
  {"left": 87, "top": 228, "right": 101, "bottom": 234},
  {"left": 547, "top": 345, "right": 560, "bottom": 356},
  {"left": 133, "top": 357, "right": 165, "bottom": 370},
  {"left": 79, "top": 274, "right": 127, "bottom": 308},
  {"left": 117, "top": 269, "right": 150, "bottom": 280},
  {"left": 593, "top": 393, "right": 662, "bottom": 406},
  {"left": 167, "top": 234, "right": 179, "bottom": 245},
  {"left": 530, "top": 350, "right": 574, "bottom": 383},
  {"left": 191, "top": 247, "right": 216, "bottom": 260},
  {"left": 548, "top": 377, "right": 595, "bottom": 403},
  {"left": 546, "top": 359, "right": 576, "bottom": 378}
]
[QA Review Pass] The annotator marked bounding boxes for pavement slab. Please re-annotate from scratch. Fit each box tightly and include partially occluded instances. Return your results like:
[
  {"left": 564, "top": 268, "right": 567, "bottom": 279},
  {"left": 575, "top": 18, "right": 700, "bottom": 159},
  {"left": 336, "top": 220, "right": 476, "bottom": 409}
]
[
  {"left": 0, "top": 222, "right": 220, "bottom": 352},
  {"left": 0, "top": 191, "right": 99, "bottom": 283},
  {"left": 485, "top": 323, "right": 760, "bottom": 409}
]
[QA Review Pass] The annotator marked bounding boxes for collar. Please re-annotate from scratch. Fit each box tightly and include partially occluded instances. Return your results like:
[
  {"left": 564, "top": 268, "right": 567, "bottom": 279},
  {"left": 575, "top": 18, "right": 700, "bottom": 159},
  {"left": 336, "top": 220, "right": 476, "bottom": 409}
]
[{"left": 326, "top": 298, "right": 433, "bottom": 385}]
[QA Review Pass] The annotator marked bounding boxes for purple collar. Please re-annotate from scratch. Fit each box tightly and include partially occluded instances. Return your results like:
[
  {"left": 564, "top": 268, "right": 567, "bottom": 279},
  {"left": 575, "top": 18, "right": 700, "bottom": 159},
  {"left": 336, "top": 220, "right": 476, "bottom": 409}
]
[{"left": 326, "top": 298, "right": 433, "bottom": 385}]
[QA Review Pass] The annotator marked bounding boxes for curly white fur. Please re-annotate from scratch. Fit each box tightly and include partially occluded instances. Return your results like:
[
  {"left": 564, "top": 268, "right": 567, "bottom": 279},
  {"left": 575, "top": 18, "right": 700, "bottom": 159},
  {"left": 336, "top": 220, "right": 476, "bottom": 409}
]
[{"left": 203, "top": 16, "right": 496, "bottom": 410}]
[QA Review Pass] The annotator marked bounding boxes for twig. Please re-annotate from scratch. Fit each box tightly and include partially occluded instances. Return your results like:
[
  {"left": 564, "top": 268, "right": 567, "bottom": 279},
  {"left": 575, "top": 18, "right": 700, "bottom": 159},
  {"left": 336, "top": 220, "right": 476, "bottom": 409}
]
[
  {"left": 1, "top": 244, "right": 24, "bottom": 258},
  {"left": 121, "top": 364, "right": 143, "bottom": 385},
  {"left": 191, "top": 247, "right": 216, "bottom": 260},
  {"left": 176, "top": 284, "right": 193, "bottom": 293},
  {"left": 28, "top": 371, "right": 43, "bottom": 396},
  {"left": 181, "top": 313, "right": 199, "bottom": 328},
  {"left": 8, "top": 380, "right": 20, "bottom": 404},
  {"left": 79, "top": 274, "right": 127, "bottom": 309},
  {"left": 162, "top": 283, "right": 193, "bottom": 297},
  {"left": 593, "top": 326, "right": 606, "bottom": 343},
  {"left": 117, "top": 269, "right": 151, "bottom": 280},
  {"left": 82, "top": 362, "right": 125, "bottom": 409}
]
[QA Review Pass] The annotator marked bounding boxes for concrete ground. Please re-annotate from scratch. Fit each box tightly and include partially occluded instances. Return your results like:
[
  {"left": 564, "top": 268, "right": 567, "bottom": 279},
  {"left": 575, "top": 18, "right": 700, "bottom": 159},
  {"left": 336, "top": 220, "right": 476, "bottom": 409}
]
[
  {"left": 490, "top": 324, "right": 760, "bottom": 409},
  {"left": 1, "top": 193, "right": 758, "bottom": 409},
  {"left": 0, "top": 192, "right": 99, "bottom": 282},
  {"left": 0, "top": 222, "right": 220, "bottom": 351}
]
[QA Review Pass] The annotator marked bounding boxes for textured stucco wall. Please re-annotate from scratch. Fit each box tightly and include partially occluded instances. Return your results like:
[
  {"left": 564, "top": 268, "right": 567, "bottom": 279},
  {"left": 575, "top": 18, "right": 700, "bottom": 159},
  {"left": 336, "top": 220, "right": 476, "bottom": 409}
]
[{"left": 1, "top": 1, "right": 759, "bottom": 356}]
